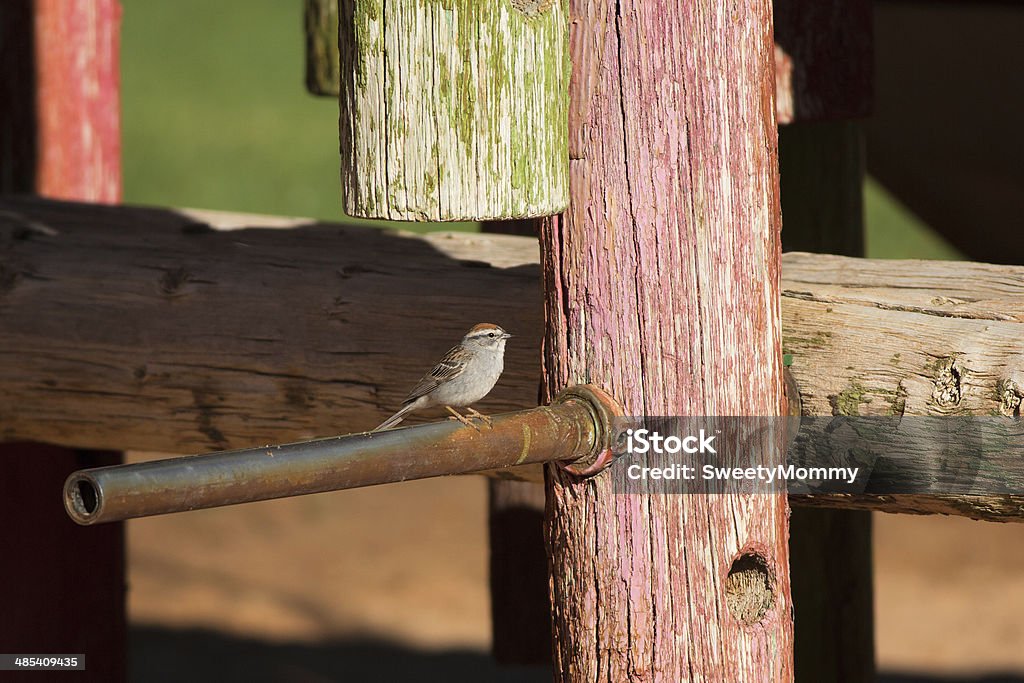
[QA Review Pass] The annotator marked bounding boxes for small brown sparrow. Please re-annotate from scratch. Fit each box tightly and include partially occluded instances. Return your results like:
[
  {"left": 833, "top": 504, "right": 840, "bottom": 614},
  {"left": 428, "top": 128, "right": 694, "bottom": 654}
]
[{"left": 373, "top": 323, "right": 512, "bottom": 431}]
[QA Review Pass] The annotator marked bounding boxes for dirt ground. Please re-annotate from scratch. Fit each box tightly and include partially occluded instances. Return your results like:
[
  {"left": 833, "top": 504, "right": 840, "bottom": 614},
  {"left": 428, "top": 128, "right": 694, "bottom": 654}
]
[{"left": 125, "top": 451, "right": 1024, "bottom": 681}]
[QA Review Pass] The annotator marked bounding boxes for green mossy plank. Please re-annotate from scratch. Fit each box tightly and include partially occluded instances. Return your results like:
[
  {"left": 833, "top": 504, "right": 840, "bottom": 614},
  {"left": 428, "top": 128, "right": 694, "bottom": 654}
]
[{"left": 339, "top": 0, "right": 569, "bottom": 221}]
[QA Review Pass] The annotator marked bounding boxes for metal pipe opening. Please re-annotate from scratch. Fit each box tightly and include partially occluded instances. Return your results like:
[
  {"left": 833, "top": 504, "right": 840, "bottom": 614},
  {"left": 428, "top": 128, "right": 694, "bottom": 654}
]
[{"left": 65, "top": 474, "right": 102, "bottom": 523}]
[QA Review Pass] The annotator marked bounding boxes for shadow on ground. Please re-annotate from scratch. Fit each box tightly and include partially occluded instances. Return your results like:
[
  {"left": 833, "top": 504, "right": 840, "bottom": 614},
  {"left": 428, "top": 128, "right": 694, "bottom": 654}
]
[
  {"left": 130, "top": 626, "right": 550, "bottom": 683},
  {"left": 132, "top": 625, "right": 1024, "bottom": 683}
]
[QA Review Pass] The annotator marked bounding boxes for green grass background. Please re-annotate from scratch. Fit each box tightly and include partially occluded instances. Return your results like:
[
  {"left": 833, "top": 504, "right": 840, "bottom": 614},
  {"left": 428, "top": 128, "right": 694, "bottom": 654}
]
[{"left": 120, "top": 0, "right": 959, "bottom": 257}]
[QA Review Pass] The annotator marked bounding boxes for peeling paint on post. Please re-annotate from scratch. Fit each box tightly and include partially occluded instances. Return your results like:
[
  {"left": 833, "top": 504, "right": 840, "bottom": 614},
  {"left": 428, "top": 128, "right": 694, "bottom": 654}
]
[
  {"left": 540, "top": 0, "right": 795, "bottom": 678},
  {"left": 338, "top": 0, "right": 569, "bottom": 221}
]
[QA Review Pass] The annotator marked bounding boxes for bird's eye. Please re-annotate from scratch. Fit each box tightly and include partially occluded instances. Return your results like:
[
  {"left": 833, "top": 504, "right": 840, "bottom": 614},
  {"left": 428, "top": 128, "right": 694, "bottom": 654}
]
[{"left": 488, "top": 332, "right": 495, "bottom": 338}]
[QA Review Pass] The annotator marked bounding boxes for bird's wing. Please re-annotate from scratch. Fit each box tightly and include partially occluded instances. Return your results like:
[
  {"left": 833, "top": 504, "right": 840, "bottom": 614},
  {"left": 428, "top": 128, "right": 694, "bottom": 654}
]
[{"left": 403, "top": 344, "right": 466, "bottom": 403}]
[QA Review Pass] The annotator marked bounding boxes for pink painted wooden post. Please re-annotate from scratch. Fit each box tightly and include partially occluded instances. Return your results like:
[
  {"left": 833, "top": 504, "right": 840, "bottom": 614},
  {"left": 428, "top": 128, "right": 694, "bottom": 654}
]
[
  {"left": 540, "top": 0, "right": 793, "bottom": 678},
  {"left": 0, "top": 1, "right": 124, "bottom": 680},
  {"left": 34, "top": 0, "right": 122, "bottom": 203}
]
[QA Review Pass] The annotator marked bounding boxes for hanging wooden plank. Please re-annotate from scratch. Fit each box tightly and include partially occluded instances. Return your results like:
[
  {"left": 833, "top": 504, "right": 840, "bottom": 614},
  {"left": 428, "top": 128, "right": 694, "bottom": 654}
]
[
  {"left": 305, "top": 0, "right": 340, "bottom": 96},
  {"left": 337, "top": 0, "right": 569, "bottom": 221}
]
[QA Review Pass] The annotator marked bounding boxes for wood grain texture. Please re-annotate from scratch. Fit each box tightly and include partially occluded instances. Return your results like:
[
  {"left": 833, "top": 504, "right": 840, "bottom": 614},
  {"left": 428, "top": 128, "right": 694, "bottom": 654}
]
[
  {"left": 782, "top": 252, "right": 1024, "bottom": 420},
  {"left": 0, "top": 197, "right": 543, "bottom": 453},
  {"left": 3, "top": 199, "right": 1024, "bottom": 523},
  {"left": 540, "top": 0, "right": 793, "bottom": 680},
  {"left": 783, "top": 250, "right": 1024, "bottom": 522},
  {"left": 338, "top": 0, "right": 569, "bottom": 221},
  {"left": 34, "top": 0, "right": 122, "bottom": 203}
]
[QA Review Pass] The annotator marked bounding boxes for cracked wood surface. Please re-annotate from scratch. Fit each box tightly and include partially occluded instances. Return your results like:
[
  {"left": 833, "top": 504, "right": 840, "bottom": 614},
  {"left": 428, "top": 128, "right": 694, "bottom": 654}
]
[
  {"left": 338, "top": 0, "right": 569, "bottom": 220},
  {"left": 0, "top": 197, "right": 543, "bottom": 453},
  {"left": 1, "top": 198, "right": 1024, "bottom": 521},
  {"left": 540, "top": 0, "right": 794, "bottom": 679}
]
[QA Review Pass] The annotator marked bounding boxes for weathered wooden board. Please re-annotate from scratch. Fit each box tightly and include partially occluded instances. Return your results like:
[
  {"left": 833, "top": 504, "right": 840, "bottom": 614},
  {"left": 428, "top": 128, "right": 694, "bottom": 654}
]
[
  {"left": 338, "top": 0, "right": 569, "bottom": 220},
  {"left": 783, "top": 252, "right": 1024, "bottom": 522},
  {"left": 0, "top": 197, "right": 543, "bottom": 453},
  {"left": 0, "top": 4, "right": 125, "bottom": 681},
  {"left": 2, "top": 198, "right": 1024, "bottom": 521}
]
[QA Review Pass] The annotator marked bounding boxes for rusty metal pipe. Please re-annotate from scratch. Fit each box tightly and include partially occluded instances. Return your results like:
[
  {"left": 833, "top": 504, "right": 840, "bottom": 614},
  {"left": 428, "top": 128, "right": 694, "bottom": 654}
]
[{"left": 64, "top": 385, "right": 623, "bottom": 525}]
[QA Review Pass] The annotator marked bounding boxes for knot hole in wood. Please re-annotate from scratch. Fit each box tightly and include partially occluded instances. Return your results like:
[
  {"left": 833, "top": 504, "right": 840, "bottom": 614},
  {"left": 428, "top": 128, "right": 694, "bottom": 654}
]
[
  {"left": 931, "top": 356, "right": 963, "bottom": 409},
  {"left": 998, "top": 379, "right": 1023, "bottom": 417},
  {"left": 724, "top": 552, "right": 775, "bottom": 625}
]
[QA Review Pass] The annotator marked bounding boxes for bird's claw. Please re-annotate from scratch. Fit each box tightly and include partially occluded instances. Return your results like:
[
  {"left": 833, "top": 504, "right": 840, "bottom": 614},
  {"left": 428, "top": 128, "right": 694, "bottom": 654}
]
[
  {"left": 446, "top": 406, "right": 482, "bottom": 432},
  {"left": 465, "top": 407, "right": 493, "bottom": 428}
]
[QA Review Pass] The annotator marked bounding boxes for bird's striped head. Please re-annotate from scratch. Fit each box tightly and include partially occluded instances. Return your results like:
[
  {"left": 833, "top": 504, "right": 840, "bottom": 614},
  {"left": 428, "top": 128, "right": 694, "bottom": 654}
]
[{"left": 462, "top": 323, "right": 512, "bottom": 350}]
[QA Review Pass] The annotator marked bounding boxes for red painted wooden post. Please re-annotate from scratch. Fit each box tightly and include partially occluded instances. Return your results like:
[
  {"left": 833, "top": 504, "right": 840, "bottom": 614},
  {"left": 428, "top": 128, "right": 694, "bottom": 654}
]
[
  {"left": 0, "top": 2, "right": 124, "bottom": 680},
  {"left": 540, "top": 0, "right": 793, "bottom": 678},
  {"left": 34, "top": 0, "right": 122, "bottom": 203}
]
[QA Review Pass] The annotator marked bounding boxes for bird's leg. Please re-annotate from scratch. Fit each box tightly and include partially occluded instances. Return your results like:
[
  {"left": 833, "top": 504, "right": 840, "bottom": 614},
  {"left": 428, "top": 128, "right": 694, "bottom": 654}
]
[
  {"left": 446, "top": 406, "right": 481, "bottom": 431},
  {"left": 464, "top": 407, "right": 493, "bottom": 427}
]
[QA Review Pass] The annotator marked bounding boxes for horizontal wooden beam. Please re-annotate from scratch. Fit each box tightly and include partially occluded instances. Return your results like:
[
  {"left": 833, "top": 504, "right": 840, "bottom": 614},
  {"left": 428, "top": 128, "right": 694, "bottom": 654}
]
[{"left": 3, "top": 197, "right": 1023, "bottom": 520}]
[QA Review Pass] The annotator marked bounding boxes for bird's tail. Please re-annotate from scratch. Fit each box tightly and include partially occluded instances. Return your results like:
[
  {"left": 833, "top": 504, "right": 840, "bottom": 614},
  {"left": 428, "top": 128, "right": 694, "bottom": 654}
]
[{"left": 372, "top": 403, "right": 416, "bottom": 432}]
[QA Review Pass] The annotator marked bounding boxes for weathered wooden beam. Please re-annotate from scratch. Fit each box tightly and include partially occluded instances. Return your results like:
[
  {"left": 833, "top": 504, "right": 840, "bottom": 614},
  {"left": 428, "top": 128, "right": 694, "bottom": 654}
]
[
  {"left": 3, "top": 198, "right": 1024, "bottom": 521},
  {"left": 337, "top": 0, "right": 569, "bottom": 221},
  {"left": 0, "top": 197, "right": 543, "bottom": 453}
]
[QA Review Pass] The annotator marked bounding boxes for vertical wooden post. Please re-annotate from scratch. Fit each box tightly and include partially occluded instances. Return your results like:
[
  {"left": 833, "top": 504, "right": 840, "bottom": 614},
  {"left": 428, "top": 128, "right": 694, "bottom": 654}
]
[
  {"left": 0, "top": 447, "right": 125, "bottom": 681},
  {"left": 779, "top": 122, "right": 875, "bottom": 682},
  {"left": 480, "top": 219, "right": 553, "bottom": 665},
  {"left": 33, "top": 0, "right": 122, "bottom": 203},
  {"left": 773, "top": 0, "right": 875, "bottom": 677},
  {"left": 0, "top": 2, "right": 124, "bottom": 680},
  {"left": 488, "top": 478, "right": 552, "bottom": 664},
  {"left": 541, "top": 0, "right": 793, "bottom": 679}
]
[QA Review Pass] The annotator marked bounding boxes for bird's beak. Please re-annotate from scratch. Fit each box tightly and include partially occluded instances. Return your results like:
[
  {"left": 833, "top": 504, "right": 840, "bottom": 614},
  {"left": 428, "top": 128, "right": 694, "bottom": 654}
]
[{"left": 502, "top": 332, "right": 513, "bottom": 340}]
